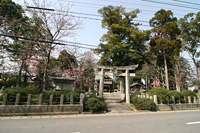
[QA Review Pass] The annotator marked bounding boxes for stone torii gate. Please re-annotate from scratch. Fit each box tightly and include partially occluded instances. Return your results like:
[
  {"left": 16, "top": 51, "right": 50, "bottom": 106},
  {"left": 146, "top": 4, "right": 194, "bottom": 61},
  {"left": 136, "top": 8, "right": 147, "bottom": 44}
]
[{"left": 95, "top": 65, "right": 138, "bottom": 104}]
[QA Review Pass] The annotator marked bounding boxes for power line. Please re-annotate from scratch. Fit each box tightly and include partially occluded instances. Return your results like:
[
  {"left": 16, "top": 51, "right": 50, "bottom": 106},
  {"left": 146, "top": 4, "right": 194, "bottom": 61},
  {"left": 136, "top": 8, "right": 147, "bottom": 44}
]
[
  {"left": 60, "top": 0, "right": 187, "bottom": 16},
  {"left": 172, "top": 0, "right": 200, "bottom": 6},
  {"left": 0, "top": 34, "right": 96, "bottom": 49},
  {"left": 41, "top": 11, "right": 151, "bottom": 27},
  {"left": 142, "top": 0, "right": 200, "bottom": 10}
]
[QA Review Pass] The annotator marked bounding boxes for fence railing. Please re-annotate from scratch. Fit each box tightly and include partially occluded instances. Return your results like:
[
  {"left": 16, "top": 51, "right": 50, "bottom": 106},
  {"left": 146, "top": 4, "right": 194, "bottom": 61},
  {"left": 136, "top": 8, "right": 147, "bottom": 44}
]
[
  {"left": 137, "top": 94, "right": 200, "bottom": 105},
  {"left": 0, "top": 93, "right": 87, "bottom": 106}
]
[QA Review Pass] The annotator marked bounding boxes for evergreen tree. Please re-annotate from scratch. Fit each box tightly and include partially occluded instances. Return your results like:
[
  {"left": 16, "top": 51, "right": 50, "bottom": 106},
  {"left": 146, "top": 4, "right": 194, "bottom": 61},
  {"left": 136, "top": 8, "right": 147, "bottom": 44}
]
[
  {"left": 95, "top": 6, "right": 149, "bottom": 68},
  {"left": 149, "top": 9, "right": 182, "bottom": 90}
]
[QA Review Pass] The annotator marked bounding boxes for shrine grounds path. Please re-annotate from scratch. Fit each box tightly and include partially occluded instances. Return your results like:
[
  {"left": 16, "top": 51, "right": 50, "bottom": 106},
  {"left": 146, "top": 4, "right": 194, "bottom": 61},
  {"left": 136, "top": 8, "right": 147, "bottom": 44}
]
[
  {"left": 1, "top": 110, "right": 200, "bottom": 133},
  {"left": 103, "top": 92, "right": 134, "bottom": 113}
]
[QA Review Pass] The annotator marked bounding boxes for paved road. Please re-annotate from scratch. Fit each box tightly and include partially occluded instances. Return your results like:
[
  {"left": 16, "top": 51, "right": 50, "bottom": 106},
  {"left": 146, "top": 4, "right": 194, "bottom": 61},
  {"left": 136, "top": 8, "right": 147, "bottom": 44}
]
[{"left": 1, "top": 110, "right": 200, "bottom": 133}]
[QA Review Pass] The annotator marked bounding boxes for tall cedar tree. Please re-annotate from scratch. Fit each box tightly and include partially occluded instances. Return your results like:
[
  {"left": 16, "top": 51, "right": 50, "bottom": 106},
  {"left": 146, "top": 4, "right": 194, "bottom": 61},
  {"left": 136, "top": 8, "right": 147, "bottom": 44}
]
[
  {"left": 95, "top": 6, "right": 149, "bottom": 68},
  {"left": 149, "top": 9, "right": 182, "bottom": 90}
]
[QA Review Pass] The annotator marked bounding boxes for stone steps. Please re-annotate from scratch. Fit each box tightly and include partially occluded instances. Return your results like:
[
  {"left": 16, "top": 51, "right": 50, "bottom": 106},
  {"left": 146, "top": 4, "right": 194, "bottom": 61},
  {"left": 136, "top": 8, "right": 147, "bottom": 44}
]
[{"left": 103, "top": 92, "right": 133, "bottom": 113}]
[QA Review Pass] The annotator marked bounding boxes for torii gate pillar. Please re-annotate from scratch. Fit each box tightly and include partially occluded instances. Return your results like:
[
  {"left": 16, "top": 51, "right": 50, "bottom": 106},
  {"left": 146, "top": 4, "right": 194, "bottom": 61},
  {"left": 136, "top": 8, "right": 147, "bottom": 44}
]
[
  {"left": 125, "top": 69, "right": 130, "bottom": 104},
  {"left": 99, "top": 68, "right": 105, "bottom": 98},
  {"left": 96, "top": 65, "right": 138, "bottom": 104}
]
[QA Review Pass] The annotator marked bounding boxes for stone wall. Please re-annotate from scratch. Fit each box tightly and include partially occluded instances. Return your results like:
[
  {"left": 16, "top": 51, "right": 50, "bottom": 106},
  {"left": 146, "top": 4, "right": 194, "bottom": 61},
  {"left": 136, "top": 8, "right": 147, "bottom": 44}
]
[
  {"left": 157, "top": 104, "right": 200, "bottom": 111},
  {"left": 0, "top": 105, "right": 83, "bottom": 116},
  {"left": 137, "top": 94, "right": 200, "bottom": 111},
  {"left": 0, "top": 93, "right": 87, "bottom": 116}
]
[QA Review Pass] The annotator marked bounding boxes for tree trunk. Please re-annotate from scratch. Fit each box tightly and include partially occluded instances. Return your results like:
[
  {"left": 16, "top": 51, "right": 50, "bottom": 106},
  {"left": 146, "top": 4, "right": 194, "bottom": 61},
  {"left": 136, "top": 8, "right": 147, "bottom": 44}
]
[
  {"left": 175, "top": 63, "right": 181, "bottom": 92},
  {"left": 163, "top": 53, "right": 169, "bottom": 90},
  {"left": 16, "top": 60, "right": 24, "bottom": 87},
  {"left": 193, "top": 60, "right": 200, "bottom": 93}
]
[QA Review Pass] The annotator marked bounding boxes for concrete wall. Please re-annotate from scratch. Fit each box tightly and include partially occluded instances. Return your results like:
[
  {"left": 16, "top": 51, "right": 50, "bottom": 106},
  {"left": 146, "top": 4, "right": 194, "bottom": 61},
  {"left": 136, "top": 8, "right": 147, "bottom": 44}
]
[
  {"left": 157, "top": 104, "right": 200, "bottom": 111},
  {"left": 0, "top": 105, "right": 83, "bottom": 116}
]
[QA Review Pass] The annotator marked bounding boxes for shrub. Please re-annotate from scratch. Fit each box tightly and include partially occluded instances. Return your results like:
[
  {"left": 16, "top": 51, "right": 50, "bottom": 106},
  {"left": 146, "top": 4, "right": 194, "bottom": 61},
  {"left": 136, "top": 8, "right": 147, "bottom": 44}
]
[
  {"left": 193, "top": 89, "right": 198, "bottom": 93},
  {"left": 131, "top": 96, "right": 139, "bottom": 105},
  {"left": 23, "top": 86, "right": 38, "bottom": 95},
  {"left": 131, "top": 91, "right": 141, "bottom": 97},
  {"left": 181, "top": 90, "right": 197, "bottom": 97},
  {"left": 0, "top": 79, "right": 17, "bottom": 88},
  {"left": 148, "top": 87, "right": 171, "bottom": 103},
  {"left": 169, "top": 90, "right": 184, "bottom": 103},
  {"left": 85, "top": 97, "right": 106, "bottom": 112},
  {"left": 133, "top": 97, "right": 157, "bottom": 111},
  {"left": 169, "top": 90, "right": 183, "bottom": 98},
  {"left": 42, "top": 90, "right": 60, "bottom": 97},
  {"left": 88, "top": 90, "right": 98, "bottom": 98}
]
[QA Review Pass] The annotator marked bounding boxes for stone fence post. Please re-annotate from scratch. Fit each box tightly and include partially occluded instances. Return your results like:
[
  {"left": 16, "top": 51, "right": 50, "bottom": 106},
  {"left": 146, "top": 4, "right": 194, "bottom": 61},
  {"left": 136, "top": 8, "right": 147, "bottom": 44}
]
[
  {"left": 188, "top": 96, "right": 191, "bottom": 104},
  {"left": 27, "top": 94, "right": 32, "bottom": 105},
  {"left": 178, "top": 97, "right": 181, "bottom": 104},
  {"left": 38, "top": 94, "right": 43, "bottom": 105},
  {"left": 154, "top": 95, "right": 158, "bottom": 104},
  {"left": 80, "top": 93, "right": 85, "bottom": 105},
  {"left": 49, "top": 94, "right": 54, "bottom": 105},
  {"left": 194, "top": 97, "right": 197, "bottom": 104},
  {"left": 60, "top": 94, "right": 64, "bottom": 105},
  {"left": 184, "top": 96, "right": 187, "bottom": 104},
  {"left": 172, "top": 96, "right": 175, "bottom": 104},
  {"left": 70, "top": 94, "right": 74, "bottom": 105},
  {"left": 2, "top": 93, "right": 7, "bottom": 105},
  {"left": 150, "top": 96, "right": 153, "bottom": 100},
  {"left": 15, "top": 94, "right": 20, "bottom": 105},
  {"left": 167, "top": 97, "right": 170, "bottom": 105},
  {"left": 198, "top": 96, "right": 200, "bottom": 104}
]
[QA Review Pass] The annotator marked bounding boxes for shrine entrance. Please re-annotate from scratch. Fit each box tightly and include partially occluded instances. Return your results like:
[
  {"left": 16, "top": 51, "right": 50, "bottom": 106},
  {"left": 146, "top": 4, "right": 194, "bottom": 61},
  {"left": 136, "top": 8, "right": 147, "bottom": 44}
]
[{"left": 95, "top": 65, "right": 138, "bottom": 104}]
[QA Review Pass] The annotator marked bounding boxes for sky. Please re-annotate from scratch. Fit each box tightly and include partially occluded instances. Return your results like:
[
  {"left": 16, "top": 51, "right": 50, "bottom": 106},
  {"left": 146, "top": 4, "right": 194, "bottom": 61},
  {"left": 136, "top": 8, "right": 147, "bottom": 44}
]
[{"left": 13, "top": 0, "right": 199, "bottom": 59}]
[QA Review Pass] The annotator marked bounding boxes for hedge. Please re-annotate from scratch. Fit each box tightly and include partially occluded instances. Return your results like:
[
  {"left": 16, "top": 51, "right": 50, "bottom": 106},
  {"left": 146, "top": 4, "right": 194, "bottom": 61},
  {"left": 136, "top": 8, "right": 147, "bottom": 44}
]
[
  {"left": 148, "top": 87, "right": 171, "bottom": 104},
  {"left": 131, "top": 96, "right": 156, "bottom": 111},
  {"left": 85, "top": 97, "right": 106, "bottom": 112}
]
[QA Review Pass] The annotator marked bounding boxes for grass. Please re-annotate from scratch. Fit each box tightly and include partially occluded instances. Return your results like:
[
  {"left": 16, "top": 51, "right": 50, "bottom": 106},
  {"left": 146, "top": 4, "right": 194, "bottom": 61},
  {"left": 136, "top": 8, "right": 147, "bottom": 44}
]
[
  {"left": 196, "top": 93, "right": 200, "bottom": 97},
  {"left": 130, "top": 104, "right": 136, "bottom": 110}
]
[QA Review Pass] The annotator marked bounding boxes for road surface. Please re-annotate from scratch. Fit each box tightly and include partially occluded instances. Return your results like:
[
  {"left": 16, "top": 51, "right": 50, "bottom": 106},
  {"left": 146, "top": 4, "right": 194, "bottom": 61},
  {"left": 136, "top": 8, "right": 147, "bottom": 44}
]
[{"left": 0, "top": 110, "right": 200, "bottom": 133}]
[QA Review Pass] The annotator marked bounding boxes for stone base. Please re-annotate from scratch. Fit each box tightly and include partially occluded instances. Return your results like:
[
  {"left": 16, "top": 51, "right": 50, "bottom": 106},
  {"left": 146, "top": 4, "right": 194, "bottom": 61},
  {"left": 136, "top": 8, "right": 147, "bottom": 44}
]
[
  {"left": 157, "top": 104, "right": 200, "bottom": 111},
  {"left": 0, "top": 105, "right": 83, "bottom": 116}
]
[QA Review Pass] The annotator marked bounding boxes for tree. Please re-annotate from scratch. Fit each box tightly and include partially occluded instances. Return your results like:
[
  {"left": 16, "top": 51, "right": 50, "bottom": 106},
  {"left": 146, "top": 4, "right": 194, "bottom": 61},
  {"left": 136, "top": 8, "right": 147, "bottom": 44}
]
[
  {"left": 0, "top": 0, "right": 36, "bottom": 86},
  {"left": 179, "top": 12, "right": 200, "bottom": 92},
  {"left": 25, "top": 0, "right": 81, "bottom": 90},
  {"left": 149, "top": 9, "right": 182, "bottom": 90},
  {"left": 58, "top": 49, "right": 77, "bottom": 70},
  {"left": 79, "top": 51, "right": 96, "bottom": 91},
  {"left": 95, "top": 6, "right": 149, "bottom": 68}
]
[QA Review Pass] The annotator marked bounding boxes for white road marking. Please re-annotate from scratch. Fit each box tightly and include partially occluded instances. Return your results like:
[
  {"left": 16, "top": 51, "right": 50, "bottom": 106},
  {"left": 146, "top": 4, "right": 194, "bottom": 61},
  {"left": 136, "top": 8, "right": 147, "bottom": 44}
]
[{"left": 186, "top": 121, "right": 200, "bottom": 125}]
